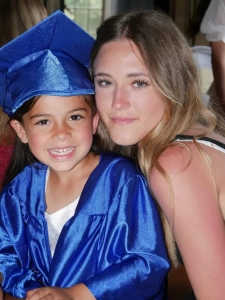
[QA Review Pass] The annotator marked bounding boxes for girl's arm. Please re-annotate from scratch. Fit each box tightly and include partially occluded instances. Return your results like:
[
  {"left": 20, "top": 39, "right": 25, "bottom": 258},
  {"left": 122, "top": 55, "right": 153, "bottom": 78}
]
[
  {"left": 150, "top": 143, "right": 225, "bottom": 299},
  {"left": 0, "top": 186, "right": 45, "bottom": 298}
]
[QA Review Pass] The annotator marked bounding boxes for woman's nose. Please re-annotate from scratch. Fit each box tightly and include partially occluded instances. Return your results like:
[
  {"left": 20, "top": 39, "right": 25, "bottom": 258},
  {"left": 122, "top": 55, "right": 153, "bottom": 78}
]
[{"left": 111, "top": 88, "right": 131, "bottom": 110}]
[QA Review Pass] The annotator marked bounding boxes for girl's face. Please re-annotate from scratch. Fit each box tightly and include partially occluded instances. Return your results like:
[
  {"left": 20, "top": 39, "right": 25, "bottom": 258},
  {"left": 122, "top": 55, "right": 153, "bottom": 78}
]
[
  {"left": 93, "top": 39, "right": 165, "bottom": 146},
  {"left": 11, "top": 95, "right": 99, "bottom": 173}
]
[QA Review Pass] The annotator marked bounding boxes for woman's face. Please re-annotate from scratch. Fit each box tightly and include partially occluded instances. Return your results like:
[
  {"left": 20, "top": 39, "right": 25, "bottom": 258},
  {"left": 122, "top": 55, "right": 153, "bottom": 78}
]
[{"left": 93, "top": 38, "right": 166, "bottom": 146}]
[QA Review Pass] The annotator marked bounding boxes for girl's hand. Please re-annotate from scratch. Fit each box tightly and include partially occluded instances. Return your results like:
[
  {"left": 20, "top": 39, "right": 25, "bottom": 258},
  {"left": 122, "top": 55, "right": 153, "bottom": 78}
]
[
  {"left": 26, "top": 284, "right": 96, "bottom": 300},
  {"left": 26, "top": 287, "right": 75, "bottom": 300}
]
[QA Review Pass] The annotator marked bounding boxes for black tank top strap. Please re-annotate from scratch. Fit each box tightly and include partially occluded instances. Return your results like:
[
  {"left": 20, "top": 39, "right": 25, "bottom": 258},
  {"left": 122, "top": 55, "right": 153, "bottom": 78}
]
[{"left": 174, "top": 135, "right": 225, "bottom": 150}]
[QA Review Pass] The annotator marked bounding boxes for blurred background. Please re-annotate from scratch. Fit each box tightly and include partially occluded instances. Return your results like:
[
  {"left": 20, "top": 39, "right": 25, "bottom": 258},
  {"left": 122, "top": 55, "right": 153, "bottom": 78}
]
[{"left": 43, "top": 0, "right": 205, "bottom": 40}]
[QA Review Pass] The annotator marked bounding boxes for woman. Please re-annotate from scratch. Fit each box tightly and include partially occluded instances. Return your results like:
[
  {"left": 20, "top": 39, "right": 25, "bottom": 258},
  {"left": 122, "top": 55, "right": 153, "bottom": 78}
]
[{"left": 91, "top": 10, "right": 225, "bottom": 299}]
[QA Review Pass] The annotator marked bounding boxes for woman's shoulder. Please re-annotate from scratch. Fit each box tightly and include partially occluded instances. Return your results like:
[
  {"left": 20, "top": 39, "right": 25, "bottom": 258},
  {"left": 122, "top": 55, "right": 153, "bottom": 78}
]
[
  {"left": 154, "top": 140, "right": 196, "bottom": 175},
  {"left": 153, "top": 133, "right": 225, "bottom": 173},
  {"left": 149, "top": 136, "right": 217, "bottom": 196}
]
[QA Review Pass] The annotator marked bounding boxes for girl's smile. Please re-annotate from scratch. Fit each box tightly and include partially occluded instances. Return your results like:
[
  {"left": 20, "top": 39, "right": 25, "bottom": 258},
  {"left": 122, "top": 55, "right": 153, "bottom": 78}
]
[{"left": 48, "top": 146, "right": 75, "bottom": 160}]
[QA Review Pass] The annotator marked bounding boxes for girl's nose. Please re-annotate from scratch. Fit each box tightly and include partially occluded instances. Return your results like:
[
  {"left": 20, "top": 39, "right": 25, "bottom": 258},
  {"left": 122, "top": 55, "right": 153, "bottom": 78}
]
[{"left": 52, "top": 124, "right": 72, "bottom": 141}]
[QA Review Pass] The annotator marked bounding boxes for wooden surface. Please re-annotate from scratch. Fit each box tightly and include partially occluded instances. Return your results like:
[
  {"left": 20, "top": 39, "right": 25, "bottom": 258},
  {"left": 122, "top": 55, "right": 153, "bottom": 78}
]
[
  {"left": 5, "top": 294, "right": 24, "bottom": 300},
  {"left": 168, "top": 266, "right": 193, "bottom": 300}
]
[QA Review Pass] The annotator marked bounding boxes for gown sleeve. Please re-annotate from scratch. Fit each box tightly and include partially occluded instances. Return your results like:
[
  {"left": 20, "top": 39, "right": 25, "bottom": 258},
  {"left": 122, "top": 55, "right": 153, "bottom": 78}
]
[
  {"left": 84, "top": 174, "right": 170, "bottom": 300},
  {"left": 0, "top": 185, "right": 44, "bottom": 298}
]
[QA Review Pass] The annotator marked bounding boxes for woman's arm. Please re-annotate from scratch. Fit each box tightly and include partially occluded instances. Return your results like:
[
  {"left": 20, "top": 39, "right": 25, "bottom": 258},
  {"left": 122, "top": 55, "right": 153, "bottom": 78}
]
[{"left": 150, "top": 143, "right": 225, "bottom": 299}]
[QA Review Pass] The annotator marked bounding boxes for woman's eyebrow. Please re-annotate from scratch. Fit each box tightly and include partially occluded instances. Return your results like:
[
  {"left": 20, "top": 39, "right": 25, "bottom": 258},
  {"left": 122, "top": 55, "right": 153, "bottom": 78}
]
[
  {"left": 127, "top": 72, "right": 149, "bottom": 77},
  {"left": 94, "top": 72, "right": 111, "bottom": 77},
  {"left": 94, "top": 72, "right": 149, "bottom": 78}
]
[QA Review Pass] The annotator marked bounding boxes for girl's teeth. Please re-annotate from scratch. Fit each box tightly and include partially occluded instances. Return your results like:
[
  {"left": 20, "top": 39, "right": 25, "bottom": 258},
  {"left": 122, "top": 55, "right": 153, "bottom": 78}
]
[{"left": 50, "top": 147, "right": 73, "bottom": 156}]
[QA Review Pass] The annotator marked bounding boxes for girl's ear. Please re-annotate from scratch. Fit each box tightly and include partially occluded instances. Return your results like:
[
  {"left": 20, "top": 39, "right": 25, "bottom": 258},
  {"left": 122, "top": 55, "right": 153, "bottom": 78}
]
[
  {"left": 92, "top": 112, "right": 100, "bottom": 134},
  {"left": 10, "top": 120, "right": 28, "bottom": 143}
]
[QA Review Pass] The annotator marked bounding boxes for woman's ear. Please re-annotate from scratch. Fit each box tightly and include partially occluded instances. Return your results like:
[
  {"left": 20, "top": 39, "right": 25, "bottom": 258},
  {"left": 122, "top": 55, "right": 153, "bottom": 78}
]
[
  {"left": 10, "top": 120, "right": 28, "bottom": 143},
  {"left": 92, "top": 112, "right": 100, "bottom": 134}
]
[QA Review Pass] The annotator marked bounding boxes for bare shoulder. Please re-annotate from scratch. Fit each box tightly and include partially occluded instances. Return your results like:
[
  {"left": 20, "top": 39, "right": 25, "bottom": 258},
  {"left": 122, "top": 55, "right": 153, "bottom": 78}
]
[
  {"left": 151, "top": 136, "right": 225, "bottom": 182},
  {"left": 152, "top": 142, "right": 193, "bottom": 174},
  {"left": 149, "top": 141, "right": 219, "bottom": 220},
  {"left": 150, "top": 141, "right": 206, "bottom": 181}
]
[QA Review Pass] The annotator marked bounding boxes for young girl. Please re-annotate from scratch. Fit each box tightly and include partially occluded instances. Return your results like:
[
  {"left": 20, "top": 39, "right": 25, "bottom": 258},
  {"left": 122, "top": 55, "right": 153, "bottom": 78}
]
[
  {"left": 91, "top": 9, "right": 225, "bottom": 299},
  {"left": 0, "top": 11, "right": 169, "bottom": 300}
]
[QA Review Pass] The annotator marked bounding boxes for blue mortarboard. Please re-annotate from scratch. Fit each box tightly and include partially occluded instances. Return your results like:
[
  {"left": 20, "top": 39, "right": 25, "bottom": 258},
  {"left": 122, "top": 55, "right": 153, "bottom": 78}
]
[{"left": 0, "top": 10, "right": 95, "bottom": 116}]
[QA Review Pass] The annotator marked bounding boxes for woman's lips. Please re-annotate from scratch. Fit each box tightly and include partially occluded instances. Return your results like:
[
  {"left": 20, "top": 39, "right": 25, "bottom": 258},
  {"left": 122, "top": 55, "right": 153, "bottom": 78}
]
[{"left": 111, "top": 117, "right": 136, "bottom": 125}]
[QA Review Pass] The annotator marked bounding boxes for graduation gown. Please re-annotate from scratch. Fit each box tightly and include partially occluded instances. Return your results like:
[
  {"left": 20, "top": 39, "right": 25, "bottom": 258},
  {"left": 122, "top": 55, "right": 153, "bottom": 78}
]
[{"left": 0, "top": 152, "right": 170, "bottom": 299}]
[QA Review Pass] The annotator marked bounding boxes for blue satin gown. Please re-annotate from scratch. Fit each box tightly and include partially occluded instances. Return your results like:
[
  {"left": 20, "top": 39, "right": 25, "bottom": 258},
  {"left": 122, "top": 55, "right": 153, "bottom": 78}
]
[{"left": 0, "top": 152, "right": 170, "bottom": 299}]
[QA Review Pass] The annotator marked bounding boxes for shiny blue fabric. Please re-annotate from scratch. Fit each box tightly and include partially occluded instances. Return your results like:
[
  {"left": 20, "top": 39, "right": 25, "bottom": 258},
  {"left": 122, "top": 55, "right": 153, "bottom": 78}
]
[
  {"left": 0, "top": 11, "right": 95, "bottom": 116},
  {"left": 0, "top": 153, "right": 170, "bottom": 299}
]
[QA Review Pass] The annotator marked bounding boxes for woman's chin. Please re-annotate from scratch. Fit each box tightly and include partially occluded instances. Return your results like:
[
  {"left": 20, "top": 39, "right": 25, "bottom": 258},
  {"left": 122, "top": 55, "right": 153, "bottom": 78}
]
[{"left": 110, "top": 133, "right": 139, "bottom": 146}]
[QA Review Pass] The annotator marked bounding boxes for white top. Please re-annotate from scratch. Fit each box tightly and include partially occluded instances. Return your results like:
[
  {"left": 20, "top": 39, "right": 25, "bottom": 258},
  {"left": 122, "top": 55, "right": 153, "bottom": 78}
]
[
  {"left": 200, "top": 0, "right": 225, "bottom": 42},
  {"left": 44, "top": 168, "right": 80, "bottom": 256},
  {"left": 45, "top": 198, "right": 79, "bottom": 257}
]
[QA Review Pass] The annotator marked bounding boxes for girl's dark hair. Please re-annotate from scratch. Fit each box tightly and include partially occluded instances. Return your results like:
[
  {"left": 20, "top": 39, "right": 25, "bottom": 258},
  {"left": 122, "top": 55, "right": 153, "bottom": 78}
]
[
  {"left": 2, "top": 95, "right": 104, "bottom": 187},
  {"left": 2, "top": 97, "right": 39, "bottom": 187}
]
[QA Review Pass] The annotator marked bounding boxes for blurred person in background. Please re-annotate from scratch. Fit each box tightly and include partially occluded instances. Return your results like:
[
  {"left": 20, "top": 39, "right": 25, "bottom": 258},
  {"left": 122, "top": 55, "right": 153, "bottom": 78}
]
[
  {"left": 188, "top": 0, "right": 225, "bottom": 115},
  {"left": 0, "top": 0, "right": 47, "bottom": 191},
  {"left": 200, "top": 0, "right": 225, "bottom": 114}
]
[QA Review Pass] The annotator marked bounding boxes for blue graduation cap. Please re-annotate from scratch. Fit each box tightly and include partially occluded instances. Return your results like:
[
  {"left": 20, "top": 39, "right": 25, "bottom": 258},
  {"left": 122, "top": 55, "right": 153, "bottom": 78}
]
[{"left": 0, "top": 10, "right": 95, "bottom": 116}]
